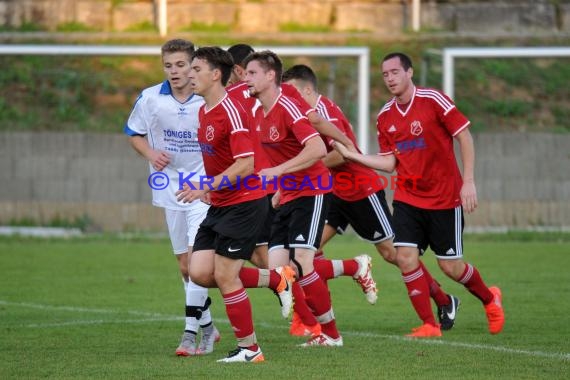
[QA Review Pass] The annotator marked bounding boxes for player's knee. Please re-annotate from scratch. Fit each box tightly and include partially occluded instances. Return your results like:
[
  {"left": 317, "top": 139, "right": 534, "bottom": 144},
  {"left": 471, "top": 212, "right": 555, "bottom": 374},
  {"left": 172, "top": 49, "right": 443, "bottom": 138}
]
[
  {"left": 396, "top": 251, "right": 417, "bottom": 272},
  {"left": 376, "top": 242, "right": 397, "bottom": 264},
  {"left": 438, "top": 259, "right": 462, "bottom": 280},
  {"left": 189, "top": 271, "right": 209, "bottom": 287}
]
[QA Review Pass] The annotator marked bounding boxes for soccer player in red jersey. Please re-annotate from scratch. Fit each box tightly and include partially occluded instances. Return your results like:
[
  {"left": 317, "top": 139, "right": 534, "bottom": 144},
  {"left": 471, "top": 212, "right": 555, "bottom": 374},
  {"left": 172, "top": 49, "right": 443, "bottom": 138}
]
[
  {"left": 335, "top": 52, "right": 505, "bottom": 337},
  {"left": 177, "top": 46, "right": 295, "bottom": 362},
  {"left": 243, "top": 50, "right": 343, "bottom": 347},
  {"left": 282, "top": 64, "right": 461, "bottom": 335},
  {"left": 227, "top": 45, "right": 358, "bottom": 338}
]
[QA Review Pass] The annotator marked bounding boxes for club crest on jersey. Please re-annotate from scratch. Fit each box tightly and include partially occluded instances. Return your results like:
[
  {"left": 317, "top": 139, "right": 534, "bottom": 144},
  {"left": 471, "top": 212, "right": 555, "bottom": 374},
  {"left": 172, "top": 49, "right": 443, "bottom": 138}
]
[
  {"left": 206, "top": 125, "right": 215, "bottom": 142},
  {"left": 269, "top": 126, "right": 280, "bottom": 141},
  {"left": 410, "top": 121, "right": 423, "bottom": 136}
]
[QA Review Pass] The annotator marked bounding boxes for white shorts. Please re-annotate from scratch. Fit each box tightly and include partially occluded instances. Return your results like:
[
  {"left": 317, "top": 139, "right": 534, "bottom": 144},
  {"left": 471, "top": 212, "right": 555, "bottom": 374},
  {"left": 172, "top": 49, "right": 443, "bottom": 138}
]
[{"left": 164, "top": 203, "right": 209, "bottom": 255}]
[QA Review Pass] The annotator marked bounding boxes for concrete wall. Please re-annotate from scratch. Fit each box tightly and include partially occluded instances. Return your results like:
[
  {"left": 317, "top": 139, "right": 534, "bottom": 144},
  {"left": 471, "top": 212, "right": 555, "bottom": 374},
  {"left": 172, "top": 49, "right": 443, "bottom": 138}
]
[
  {"left": 0, "top": 132, "right": 164, "bottom": 232},
  {"left": 0, "top": 0, "right": 568, "bottom": 34},
  {"left": 1, "top": 132, "right": 568, "bottom": 232}
]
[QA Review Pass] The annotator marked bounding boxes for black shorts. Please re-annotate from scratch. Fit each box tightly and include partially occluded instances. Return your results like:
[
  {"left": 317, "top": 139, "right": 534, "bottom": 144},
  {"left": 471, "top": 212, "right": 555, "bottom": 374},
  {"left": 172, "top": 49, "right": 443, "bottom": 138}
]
[
  {"left": 392, "top": 201, "right": 464, "bottom": 259},
  {"left": 326, "top": 190, "right": 394, "bottom": 243},
  {"left": 193, "top": 197, "right": 268, "bottom": 260},
  {"left": 269, "top": 193, "right": 331, "bottom": 252},
  {"left": 256, "top": 194, "right": 277, "bottom": 246}
]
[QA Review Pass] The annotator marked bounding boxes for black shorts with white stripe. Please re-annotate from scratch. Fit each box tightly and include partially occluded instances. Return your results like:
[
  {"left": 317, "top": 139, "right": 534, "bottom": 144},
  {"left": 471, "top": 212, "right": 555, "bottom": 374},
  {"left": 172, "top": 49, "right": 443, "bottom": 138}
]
[
  {"left": 392, "top": 201, "right": 464, "bottom": 258},
  {"left": 325, "top": 190, "right": 394, "bottom": 243},
  {"left": 193, "top": 196, "right": 268, "bottom": 260},
  {"left": 269, "top": 193, "right": 331, "bottom": 252}
]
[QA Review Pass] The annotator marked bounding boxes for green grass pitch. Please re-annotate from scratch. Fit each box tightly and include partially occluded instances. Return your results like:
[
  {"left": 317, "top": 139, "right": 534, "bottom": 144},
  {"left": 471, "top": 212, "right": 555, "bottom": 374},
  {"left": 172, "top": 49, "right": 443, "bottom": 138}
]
[{"left": 1, "top": 234, "right": 568, "bottom": 379}]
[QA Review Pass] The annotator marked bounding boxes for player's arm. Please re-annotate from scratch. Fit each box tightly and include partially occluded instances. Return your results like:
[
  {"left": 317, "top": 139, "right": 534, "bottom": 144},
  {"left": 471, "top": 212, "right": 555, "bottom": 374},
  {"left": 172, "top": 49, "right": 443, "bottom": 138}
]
[
  {"left": 322, "top": 149, "right": 345, "bottom": 168},
  {"left": 455, "top": 128, "right": 478, "bottom": 213},
  {"left": 209, "top": 156, "right": 254, "bottom": 190},
  {"left": 128, "top": 135, "right": 170, "bottom": 171},
  {"left": 334, "top": 141, "right": 396, "bottom": 173},
  {"left": 177, "top": 156, "right": 254, "bottom": 203},
  {"left": 259, "top": 136, "right": 326, "bottom": 178},
  {"left": 308, "top": 111, "right": 356, "bottom": 151}
]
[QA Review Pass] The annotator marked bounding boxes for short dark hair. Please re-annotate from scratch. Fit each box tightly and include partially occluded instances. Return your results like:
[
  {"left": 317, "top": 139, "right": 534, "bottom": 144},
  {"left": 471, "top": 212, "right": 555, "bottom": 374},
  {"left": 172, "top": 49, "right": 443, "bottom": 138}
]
[
  {"left": 382, "top": 52, "right": 413, "bottom": 71},
  {"left": 282, "top": 64, "right": 318, "bottom": 90},
  {"left": 161, "top": 39, "right": 195, "bottom": 59},
  {"left": 227, "top": 43, "right": 254, "bottom": 67},
  {"left": 242, "top": 50, "right": 283, "bottom": 85},
  {"left": 192, "top": 46, "right": 234, "bottom": 86}
]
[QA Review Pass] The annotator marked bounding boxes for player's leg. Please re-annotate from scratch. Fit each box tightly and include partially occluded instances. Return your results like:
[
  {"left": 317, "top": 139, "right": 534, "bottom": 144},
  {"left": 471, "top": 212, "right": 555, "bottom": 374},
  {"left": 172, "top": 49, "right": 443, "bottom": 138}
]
[
  {"left": 365, "top": 190, "right": 456, "bottom": 327},
  {"left": 185, "top": 204, "right": 221, "bottom": 354},
  {"left": 431, "top": 206, "right": 504, "bottom": 334},
  {"left": 164, "top": 209, "right": 201, "bottom": 356},
  {"left": 287, "top": 194, "right": 342, "bottom": 347},
  {"left": 392, "top": 202, "right": 441, "bottom": 338},
  {"left": 248, "top": 194, "right": 274, "bottom": 269},
  {"left": 213, "top": 199, "right": 267, "bottom": 363},
  {"left": 289, "top": 222, "right": 341, "bottom": 336}
]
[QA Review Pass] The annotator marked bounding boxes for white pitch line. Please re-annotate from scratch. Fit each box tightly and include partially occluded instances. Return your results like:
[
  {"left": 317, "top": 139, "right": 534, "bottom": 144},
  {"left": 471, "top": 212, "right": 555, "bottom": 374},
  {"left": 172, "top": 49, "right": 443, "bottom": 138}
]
[
  {"left": 25, "top": 317, "right": 181, "bottom": 328},
  {"left": 0, "top": 300, "right": 167, "bottom": 318},
  {"left": 3, "top": 300, "right": 569, "bottom": 362}
]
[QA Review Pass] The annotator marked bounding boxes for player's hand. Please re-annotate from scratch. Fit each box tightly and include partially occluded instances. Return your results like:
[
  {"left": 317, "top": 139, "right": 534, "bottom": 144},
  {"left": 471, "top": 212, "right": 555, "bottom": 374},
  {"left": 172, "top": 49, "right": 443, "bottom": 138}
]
[
  {"left": 271, "top": 191, "right": 281, "bottom": 209},
  {"left": 201, "top": 192, "right": 212, "bottom": 205},
  {"left": 332, "top": 141, "right": 351, "bottom": 158},
  {"left": 343, "top": 139, "right": 358, "bottom": 153},
  {"left": 175, "top": 182, "right": 206, "bottom": 203},
  {"left": 259, "top": 166, "right": 284, "bottom": 180},
  {"left": 149, "top": 150, "right": 171, "bottom": 171},
  {"left": 461, "top": 179, "right": 478, "bottom": 213}
]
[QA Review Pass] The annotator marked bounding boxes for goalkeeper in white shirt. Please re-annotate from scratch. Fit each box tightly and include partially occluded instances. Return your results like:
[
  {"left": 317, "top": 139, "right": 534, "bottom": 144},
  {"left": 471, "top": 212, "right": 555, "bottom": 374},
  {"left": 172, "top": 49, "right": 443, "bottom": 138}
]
[{"left": 124, "top": 39, "right": 220, "bottom": 356}]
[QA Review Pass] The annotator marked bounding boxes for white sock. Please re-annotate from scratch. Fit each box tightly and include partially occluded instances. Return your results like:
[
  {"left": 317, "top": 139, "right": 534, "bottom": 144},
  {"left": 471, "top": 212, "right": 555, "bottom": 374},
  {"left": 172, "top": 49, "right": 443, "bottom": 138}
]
[{"left": 186, "top": 280, "right": 210, "bottom": 332}]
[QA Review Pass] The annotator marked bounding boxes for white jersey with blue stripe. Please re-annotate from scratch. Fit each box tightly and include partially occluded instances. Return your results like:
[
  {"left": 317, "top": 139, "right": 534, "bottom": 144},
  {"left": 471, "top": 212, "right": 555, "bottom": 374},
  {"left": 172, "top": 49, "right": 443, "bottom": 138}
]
[{"left": 124, "top": 80, "right": 206, "bottom": 210}]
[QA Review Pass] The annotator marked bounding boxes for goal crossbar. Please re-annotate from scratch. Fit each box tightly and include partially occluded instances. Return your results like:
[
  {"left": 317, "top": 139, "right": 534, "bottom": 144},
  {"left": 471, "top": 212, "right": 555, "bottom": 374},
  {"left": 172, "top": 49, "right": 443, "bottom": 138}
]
[
  {"left": 0, "top": 44, "right": 371, "bottom": 153},
  {"left": 441, "top": 47, "right": 570, "bottom": 100}
]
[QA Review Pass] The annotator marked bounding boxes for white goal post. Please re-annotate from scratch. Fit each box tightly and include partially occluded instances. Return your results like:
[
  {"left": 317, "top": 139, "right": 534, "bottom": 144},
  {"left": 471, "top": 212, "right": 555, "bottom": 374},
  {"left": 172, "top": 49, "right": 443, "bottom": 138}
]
[
  {"left": 440, "top": 47, "right": 570, "bottom": 100},
  {"left": 0, "top": 45, "right": 371, "bottom": 153}
]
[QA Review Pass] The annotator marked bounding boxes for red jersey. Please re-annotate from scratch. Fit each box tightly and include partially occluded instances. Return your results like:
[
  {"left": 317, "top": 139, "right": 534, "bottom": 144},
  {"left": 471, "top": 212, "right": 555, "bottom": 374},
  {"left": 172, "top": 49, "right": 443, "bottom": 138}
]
[
  {"left": 315, "top": 95, "right": 382, "bottom": 201},
  {"left": 376, "top": 86, "right": 470, "bottom": 209},
  {"left": 253, "top": 93, "right": 332, "bottom": 205},
  {"left": 198, "top": 94, "right": 266, "bottom": 207}
]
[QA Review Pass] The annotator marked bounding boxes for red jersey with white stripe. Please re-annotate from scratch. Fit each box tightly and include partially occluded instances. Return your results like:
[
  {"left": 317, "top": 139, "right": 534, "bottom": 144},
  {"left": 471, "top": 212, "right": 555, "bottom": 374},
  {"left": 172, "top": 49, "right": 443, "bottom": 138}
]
[
  {"left": 253, "top": 93, "right": 331, "bottom": 205},
  {"left": 226, "top": 80, "right": 272, "bottom": 178},
  {"left": 315, "top": 95, "right": 382, "bottom": 201},
  {"left": 198, "top": 94, "right": 265, "bottom": 207},
  {"left": 377, "top": 86, "right": 470, "bottom": 209}
]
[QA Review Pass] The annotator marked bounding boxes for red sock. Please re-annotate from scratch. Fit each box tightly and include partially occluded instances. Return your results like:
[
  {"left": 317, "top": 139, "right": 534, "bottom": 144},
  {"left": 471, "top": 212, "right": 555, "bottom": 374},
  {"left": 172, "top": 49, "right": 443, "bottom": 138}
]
[
  {"left": 267, "top": 269, "right": 281, "bottom": 290},
  {"left": 342, "top": 259, "right": 359, "bottom": 277},
  {"left": 458, "top": 263, "right": 494, "bottom": 304},
  {"left": 313, "top": 259, "right": 334, "bottom": 280},
  {"left": 313, "top": 258, "right": 359, "bottom": 279},
  {"left": 419, "top": 261, "right": 450, "bottom": 307},
  {"left": 238, "top": 267, "right": 260, "bottom": 288},
  {"left": 298, "top": 271, "right": 340, "bottom": 339},
  {"left": 222, "top": 288, "right": 254, "bottom": 340},
  {"left": 402, "top": 265, "right": 437, "bottom": 326},
  {"left": 292, "top": 281, "right": 318, "bottom": 326}
]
